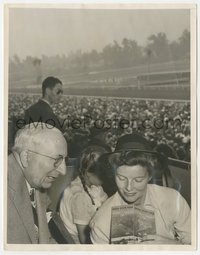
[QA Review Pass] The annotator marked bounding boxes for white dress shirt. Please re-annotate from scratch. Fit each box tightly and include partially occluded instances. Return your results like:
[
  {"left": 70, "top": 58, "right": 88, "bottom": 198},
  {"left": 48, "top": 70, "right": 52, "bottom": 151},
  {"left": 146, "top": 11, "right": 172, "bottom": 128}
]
[
  {"left": 90, "top": 184, "right": 191, "bottom": 244},
  {"left": 60, "top": 176, "right": 107, "bottom": 243}
]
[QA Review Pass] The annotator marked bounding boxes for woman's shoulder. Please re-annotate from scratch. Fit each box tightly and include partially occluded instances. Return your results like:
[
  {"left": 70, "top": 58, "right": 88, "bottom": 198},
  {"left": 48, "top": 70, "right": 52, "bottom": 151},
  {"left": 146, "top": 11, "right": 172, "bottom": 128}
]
[
  {"left": 148, "top": 184, "right": 180, "bottom": 197},
  {"left": 63, "top": 177, "right": 85, "bottom": 196},
  {"left": 147, "top": 184, "right": 185, "bottom": 207},
  {"left": 92, "top": 192, "right": 120, "bottom": 218}
]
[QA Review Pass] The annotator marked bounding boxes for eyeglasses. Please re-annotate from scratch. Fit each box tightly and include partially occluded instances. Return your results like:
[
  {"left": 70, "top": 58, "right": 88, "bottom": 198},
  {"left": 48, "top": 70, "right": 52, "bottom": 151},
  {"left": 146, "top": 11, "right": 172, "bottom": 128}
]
[
  {"left": 56, "top": 89, "right": 63, "bottom": 95},
  {"left": 28, "top": 150, "right": 68, "bottom": 168}
]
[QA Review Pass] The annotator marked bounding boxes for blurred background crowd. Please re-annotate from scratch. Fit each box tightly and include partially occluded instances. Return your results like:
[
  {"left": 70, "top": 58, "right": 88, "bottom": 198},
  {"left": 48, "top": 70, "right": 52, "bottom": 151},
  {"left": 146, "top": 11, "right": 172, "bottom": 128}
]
[{"left": 8, "top": 94, "right": 190, "bottom": 162}]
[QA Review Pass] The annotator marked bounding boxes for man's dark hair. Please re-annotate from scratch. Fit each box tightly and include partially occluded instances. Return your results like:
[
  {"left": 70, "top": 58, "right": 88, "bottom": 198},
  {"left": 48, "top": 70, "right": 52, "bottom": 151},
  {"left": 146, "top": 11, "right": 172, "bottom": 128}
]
[{"left": 42, "top": 76, "right": 62, "bottom": 97}]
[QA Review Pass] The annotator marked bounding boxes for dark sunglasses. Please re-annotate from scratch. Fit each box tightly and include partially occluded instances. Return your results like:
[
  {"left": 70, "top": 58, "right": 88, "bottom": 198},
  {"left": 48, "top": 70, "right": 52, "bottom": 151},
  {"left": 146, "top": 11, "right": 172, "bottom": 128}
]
[
  {"left": 28, "top": 150, "right": 68, "bottom": 168},
  {"left": 56, "top": 89, "right": 63, "bottom": 95}
]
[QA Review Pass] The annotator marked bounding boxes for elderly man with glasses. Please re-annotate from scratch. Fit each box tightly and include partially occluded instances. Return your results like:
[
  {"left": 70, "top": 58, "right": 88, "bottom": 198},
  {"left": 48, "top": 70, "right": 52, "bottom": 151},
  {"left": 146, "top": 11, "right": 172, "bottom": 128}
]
[
  {"left": 24, "top": 76, "right": 64, "bottom": 132},
  {"left": 7, "top": 123, "right": 68, "bottom": 244}
]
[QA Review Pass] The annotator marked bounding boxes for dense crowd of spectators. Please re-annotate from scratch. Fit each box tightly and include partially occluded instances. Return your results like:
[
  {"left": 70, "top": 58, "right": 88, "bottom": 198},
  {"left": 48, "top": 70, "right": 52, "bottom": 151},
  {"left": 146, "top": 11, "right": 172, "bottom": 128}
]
[{"left": 8, "top": 93, "right": 190, "bottom": 161}]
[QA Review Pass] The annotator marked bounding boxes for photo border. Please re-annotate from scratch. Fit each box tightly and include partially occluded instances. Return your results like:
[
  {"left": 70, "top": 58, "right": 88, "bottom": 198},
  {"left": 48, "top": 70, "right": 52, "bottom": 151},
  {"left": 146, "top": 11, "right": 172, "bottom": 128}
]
[{"left": 3, "top": 3, "right": 197, "bottom": 252}]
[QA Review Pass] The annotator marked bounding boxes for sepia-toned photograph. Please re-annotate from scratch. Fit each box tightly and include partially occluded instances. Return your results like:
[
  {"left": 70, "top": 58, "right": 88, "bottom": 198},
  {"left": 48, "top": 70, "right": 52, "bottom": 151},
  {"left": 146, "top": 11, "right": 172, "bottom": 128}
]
[{"left": 4, "top": 3, "right": 196, "bottom": 251}]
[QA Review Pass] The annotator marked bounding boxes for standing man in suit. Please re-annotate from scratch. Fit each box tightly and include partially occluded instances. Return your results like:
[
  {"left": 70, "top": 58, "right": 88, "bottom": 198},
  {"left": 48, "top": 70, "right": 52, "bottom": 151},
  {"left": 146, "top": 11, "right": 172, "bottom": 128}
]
[
  {"left": 7, "top": 123, "right": 68, "bottom": 244},
  {"left": 24, "top": 76, "right": 64, "bottom": 131}
]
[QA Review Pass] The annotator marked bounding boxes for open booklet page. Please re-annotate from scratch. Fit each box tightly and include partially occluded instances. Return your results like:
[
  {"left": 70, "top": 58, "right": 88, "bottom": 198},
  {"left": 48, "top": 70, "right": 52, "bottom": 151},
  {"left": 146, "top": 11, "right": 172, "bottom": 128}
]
[{"left": 111, "top": 205, "right": 156, "bottom": 244}]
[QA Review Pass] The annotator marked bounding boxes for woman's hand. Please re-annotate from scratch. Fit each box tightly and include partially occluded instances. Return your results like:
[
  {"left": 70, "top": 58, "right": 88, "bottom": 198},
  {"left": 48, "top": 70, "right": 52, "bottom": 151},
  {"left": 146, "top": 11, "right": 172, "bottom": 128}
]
[{"left": 141, "top": 234, "right": 182, "bottom": 244}]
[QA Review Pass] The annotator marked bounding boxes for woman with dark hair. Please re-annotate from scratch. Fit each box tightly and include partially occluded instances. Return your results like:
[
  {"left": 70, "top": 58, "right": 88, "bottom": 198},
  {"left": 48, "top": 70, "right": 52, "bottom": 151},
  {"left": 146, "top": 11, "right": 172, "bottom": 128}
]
[
  {"left": 90, "top": 149, "right": 191, "bottom": 244},
  {"left": 59, "top": 145, "right": 108, "bottom": 243}
]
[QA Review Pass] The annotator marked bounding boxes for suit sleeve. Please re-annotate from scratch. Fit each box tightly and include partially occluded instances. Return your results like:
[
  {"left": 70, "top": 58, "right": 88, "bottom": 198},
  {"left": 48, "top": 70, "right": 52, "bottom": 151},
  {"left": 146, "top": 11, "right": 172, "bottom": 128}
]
[{"left": 7, "top": 193, "right": 31, "bottom": 244}]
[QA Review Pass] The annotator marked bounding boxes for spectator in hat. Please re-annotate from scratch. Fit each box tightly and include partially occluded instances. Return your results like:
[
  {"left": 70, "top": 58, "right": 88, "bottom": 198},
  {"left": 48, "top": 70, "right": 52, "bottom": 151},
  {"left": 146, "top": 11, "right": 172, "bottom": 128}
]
[
  {"left": 115, "top": 133, "right": 174, "bottom": 187},
  {"left": 90, "top": 133, "right": 191, "bottom": 244}
]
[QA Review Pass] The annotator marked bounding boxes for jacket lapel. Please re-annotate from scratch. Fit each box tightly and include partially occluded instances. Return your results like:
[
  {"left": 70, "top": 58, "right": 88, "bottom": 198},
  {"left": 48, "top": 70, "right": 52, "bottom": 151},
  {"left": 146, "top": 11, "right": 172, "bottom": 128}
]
[{"left": 8, "top": 154, "right": 38, "bottom": 243}]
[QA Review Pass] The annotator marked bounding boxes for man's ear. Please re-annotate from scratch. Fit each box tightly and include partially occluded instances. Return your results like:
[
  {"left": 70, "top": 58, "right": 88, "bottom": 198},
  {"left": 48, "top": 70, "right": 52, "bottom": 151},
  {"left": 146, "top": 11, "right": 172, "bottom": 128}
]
[{"left": 20, "top": 150, "right": 29, "bottom": 168}]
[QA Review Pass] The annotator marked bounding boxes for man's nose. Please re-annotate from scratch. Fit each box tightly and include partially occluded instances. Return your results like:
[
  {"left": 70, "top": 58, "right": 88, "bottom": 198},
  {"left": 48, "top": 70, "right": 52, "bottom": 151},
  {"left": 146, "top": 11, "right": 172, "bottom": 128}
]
[{"left": 56, "top": 160, "right": 67, "bottom": 176}]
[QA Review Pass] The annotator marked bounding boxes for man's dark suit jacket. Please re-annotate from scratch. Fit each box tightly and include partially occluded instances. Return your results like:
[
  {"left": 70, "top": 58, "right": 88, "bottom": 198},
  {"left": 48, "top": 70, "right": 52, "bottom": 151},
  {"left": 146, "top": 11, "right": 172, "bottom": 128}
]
[
  {"left": 24, "top": 99, "right": 63, "bottom": 132},
  {"left": 7, "top": 154, "right": 38, "bottom": 243}
]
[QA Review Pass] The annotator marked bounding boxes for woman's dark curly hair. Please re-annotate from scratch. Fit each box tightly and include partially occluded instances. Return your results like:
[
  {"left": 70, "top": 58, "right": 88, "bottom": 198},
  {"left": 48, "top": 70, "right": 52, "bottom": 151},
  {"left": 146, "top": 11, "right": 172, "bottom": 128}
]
[
  {"left": 109, "top": 150, "right": 161, "bottom": 177},
  {"left": 108, "top": 149, "right": 174, "bottom": 188}
]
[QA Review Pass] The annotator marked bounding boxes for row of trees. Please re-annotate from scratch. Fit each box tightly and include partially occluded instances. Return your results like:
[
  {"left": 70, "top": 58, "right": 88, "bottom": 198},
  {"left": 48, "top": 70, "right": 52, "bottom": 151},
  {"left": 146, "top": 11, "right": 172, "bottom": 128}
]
[{"left": 9, "top": 29, "right": 190, "bottom": 81}]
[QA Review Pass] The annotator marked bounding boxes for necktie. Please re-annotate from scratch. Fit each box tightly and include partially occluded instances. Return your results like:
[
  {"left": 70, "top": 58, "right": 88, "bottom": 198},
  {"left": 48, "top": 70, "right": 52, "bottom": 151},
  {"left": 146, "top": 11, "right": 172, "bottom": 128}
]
[
  {"left": 30, "top": 188, "right": 35, "bottom": 202},
  {"left": 35, "top": 189, "right": 52, "bottom": 244},
  {"left": 29, "top": 188, "right": 39, "bottom": 232}
]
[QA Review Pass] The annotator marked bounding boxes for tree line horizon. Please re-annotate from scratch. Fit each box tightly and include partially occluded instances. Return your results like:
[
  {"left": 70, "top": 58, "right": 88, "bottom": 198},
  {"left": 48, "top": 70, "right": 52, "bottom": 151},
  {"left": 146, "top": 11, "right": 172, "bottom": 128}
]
[{"left": 9, "top": 29, "right": 190, "bottom": 83}]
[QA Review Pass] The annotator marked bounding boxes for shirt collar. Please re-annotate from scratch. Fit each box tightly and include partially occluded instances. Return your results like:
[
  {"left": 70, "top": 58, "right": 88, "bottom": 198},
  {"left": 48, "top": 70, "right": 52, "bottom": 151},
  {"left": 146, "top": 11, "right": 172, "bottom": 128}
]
[
  {"left": 26, "top": 180, "right": 36, "bottom": 206},
  {"left": 143, "top": 185, "right": 153, "bottom": 207},
  {"left": 26, "top": 180, "right": 32, "bottom": 194},
  {"left": 12, "top": 152, "right": 34, "bottom": 194},
  {"left": 12, "top": 151, "right": 24, "bottom": 169},
  {"left": 40, "top": 98, "right": 51, "bottom": 106}
]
